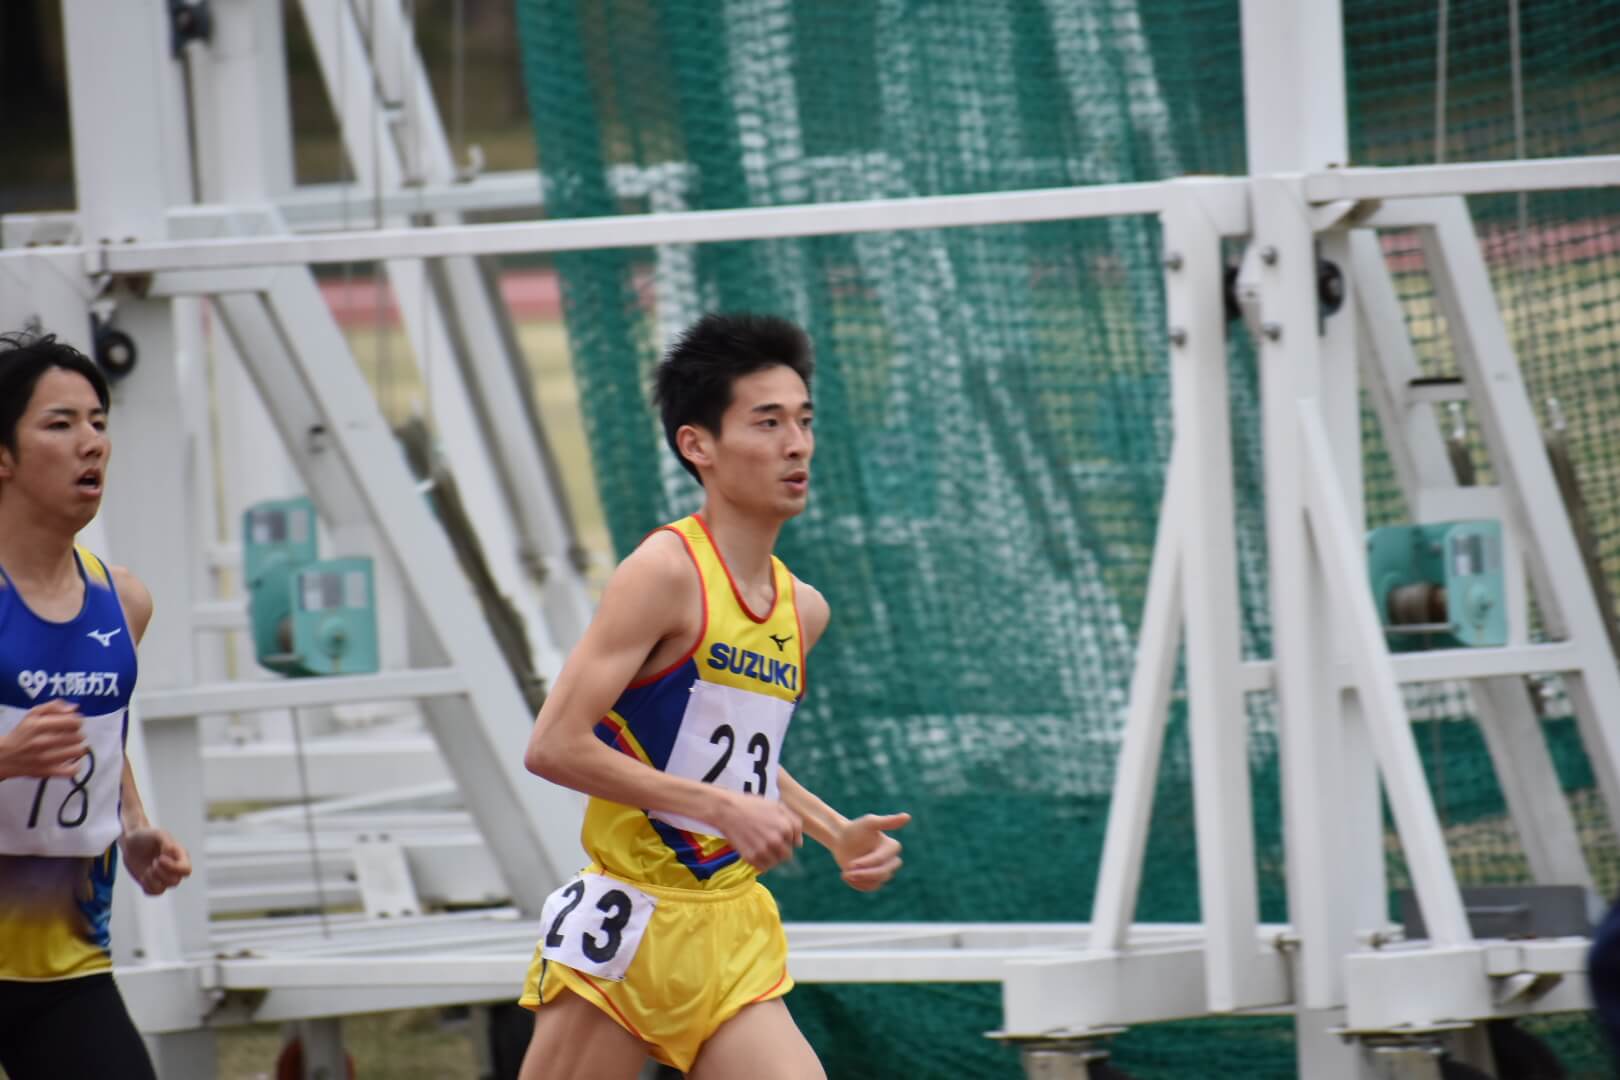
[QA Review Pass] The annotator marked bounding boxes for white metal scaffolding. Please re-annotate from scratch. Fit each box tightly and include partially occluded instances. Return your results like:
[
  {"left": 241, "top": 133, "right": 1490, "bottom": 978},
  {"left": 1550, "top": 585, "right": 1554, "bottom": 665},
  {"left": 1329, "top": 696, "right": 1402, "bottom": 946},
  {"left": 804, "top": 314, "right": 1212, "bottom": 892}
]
[{"left": 3, "top": 2, "right": 1619, "bottom": 1078}]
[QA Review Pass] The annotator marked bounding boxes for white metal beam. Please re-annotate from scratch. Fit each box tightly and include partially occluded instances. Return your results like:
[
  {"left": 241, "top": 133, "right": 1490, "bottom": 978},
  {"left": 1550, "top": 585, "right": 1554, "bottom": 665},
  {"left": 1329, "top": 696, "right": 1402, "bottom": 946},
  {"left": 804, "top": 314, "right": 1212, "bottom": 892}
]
[
  {"left": 1298, "top": 406, "right": 1470, "bottom": 944},
  {"left": 138, "top": 670, "right": 465, "bottom": 720},
  {"left": 1087, "top": 441, "right": 1184, "bottom": 950},
  {"left": 1163, "top": 193, "right": 1267, "bottom": 1011},
  {"left": 1306, "top": 155, "right": 1620, "bottom": 203},
  {"left": 1253, "top": 174, "right": 1369, "bottom": 1016},
  {"left": 202, "top": 737, "right": 449, "bottom": 801},
  {"left": 1343, "top": 940, "right": 1590, "bottom": 1031},
  {"left": 1002, "top": 945, "right": 1293, "bottom": 1036},
  {"left": 88, "top": 180, "right": 1244, "bottom": 275}
]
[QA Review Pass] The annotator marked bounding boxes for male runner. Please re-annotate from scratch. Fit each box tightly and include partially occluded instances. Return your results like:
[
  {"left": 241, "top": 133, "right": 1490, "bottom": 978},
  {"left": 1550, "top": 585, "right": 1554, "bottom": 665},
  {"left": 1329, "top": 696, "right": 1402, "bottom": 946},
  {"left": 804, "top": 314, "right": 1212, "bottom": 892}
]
[
  {"left": 0, "top": 332, "right": 191, "bottom": 1079},
  {"left": 518, "top": 313, "right": 909, "bottom": 1078}
]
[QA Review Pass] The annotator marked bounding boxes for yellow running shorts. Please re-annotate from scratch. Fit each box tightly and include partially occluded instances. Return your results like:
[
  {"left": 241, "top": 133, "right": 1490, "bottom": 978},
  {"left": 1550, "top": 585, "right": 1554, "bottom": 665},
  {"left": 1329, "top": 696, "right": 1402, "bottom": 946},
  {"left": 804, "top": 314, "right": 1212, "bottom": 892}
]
[{"left": 519, "top": 867, "right": 793, "bottom": 1071}]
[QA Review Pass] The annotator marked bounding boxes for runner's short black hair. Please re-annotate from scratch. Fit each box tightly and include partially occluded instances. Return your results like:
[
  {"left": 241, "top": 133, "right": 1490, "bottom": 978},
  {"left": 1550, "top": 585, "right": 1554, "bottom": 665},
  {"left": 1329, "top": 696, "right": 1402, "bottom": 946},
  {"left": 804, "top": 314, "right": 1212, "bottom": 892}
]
[
  {"left": 0, "top": 333, "right": 110, "bottom": 455},
  {"left": 652, "top": 313, "right": 814, "bottom": 482}
]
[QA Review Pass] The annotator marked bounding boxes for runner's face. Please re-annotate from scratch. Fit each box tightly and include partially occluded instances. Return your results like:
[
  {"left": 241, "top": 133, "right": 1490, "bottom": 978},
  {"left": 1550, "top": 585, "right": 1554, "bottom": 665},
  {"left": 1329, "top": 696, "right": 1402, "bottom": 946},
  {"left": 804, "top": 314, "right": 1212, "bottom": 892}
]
[
  {"left": 693, "top": 365, "right": 813, "bottom": 518},
  {"left": 0, "top": 368, "right": 110, "bottom": 526}
]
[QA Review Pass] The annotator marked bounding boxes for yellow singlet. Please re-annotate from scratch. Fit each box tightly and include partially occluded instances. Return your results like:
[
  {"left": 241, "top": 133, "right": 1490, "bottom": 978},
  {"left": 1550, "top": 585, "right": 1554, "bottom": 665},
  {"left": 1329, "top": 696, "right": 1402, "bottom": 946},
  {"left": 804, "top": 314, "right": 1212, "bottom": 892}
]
[{"left": 582, "top": 513, "right": 805, "bottom": 891}]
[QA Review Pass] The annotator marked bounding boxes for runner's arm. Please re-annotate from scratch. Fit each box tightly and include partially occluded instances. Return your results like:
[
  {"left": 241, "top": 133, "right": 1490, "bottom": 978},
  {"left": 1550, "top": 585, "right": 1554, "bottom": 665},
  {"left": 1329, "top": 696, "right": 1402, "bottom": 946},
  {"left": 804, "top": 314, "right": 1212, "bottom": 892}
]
[
  {"left": 111, "top": 565, "right": 154, "bottom": 830},
  {"left": 780, "top": 580, "right": 909, "bottom": 890},
  {"left": 110, "top": 567, "right": 192, "bottom": 893}
]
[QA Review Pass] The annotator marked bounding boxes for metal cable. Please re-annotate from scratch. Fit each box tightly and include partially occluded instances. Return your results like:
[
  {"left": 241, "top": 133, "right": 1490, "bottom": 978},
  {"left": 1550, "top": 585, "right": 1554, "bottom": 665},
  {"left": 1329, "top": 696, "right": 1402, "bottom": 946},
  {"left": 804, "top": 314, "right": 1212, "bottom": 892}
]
[
  {"left": 289, "top": 707, "right": 333, "bottom": 938},
  {"left": 1433, "top": 0, "right": 1449, "bottom": 163},
  {"left": 1508, "top": 0, "right": 1539, "bottom": 370}
]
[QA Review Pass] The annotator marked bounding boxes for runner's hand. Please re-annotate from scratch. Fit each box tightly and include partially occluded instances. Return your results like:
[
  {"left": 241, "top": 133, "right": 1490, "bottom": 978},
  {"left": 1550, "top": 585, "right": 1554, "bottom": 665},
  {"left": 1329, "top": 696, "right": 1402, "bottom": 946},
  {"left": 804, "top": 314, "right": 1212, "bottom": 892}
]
[
  {"left": 120, "top": 827, "right": 192, "bottom": 896},
  {"left": 714, "top": 792, "right": 803, "bottom": 872},
  {"left": 0, "top": 701, "right": 87, "bottom": 780},
  {"left": 832, "top": 812, "right": 910, "bottom": 892}
]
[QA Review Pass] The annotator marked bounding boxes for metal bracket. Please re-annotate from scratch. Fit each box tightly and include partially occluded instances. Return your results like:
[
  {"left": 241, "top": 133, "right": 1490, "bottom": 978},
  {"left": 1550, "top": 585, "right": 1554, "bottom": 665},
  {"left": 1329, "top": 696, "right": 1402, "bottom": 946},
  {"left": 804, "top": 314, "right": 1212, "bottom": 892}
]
[
  {"left": 351, "top": 835, "right": 422, "bottom": 919},
  {"left": 988, "top": 1029, "right": 1125, "bottom": 1080},
  {"left": 1364, "top": 1040, "right": 1448, "bottom": 1080},
  {"left": 167, "top": 0, "right": 213, "bottom": 57}
]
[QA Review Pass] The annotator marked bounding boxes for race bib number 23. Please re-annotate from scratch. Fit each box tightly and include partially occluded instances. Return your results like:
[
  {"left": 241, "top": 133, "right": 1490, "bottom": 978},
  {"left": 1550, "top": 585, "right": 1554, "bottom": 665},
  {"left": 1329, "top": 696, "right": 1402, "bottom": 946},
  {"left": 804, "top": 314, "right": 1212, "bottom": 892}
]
[
  {"left": 539, "top": 873, "right": 656, "bottom": 982},
  {"left": 652, "top": 679, "right": 793, "bottom": 837}
]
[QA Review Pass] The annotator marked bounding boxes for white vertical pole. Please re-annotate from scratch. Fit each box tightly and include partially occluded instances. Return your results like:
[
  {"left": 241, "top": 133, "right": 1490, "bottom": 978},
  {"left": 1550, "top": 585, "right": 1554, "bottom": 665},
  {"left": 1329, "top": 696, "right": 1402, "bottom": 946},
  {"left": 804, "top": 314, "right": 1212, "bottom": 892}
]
[
  {"left": 1316, "top": 228, "right": 1390, "bottom": 948},
  {"left": 1242, "top": 2, "right": 1381, "bottom": 1073},
  {"left": 1240, "top": 0, "right": 1349, "bottom": 176},
  {"left": 1164, "top": 191, "right": 1266, "bottom": 1011},
  {"left": 1252, "top": 180, "right": 1375, "bottom": 1080},
  {"left": 193, "top": 0, "right": 325, "bottom": 743},
  {"left": 61, "top": 2, "right": 215, "bottom": 1074},
  {"left": 192, "top": 0, "right": 296, "bottom": 201}
]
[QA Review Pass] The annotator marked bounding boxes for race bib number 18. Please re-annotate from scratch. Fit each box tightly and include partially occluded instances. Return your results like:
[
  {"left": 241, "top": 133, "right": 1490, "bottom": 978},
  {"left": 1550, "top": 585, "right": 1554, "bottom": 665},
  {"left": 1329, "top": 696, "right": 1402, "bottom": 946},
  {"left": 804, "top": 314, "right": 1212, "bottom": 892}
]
[
  {"left": 0, "top": 706, "right": 124, "bottom": 857},
  {"left": 539, "top": 873, "right": 656, "bottom": 982}
]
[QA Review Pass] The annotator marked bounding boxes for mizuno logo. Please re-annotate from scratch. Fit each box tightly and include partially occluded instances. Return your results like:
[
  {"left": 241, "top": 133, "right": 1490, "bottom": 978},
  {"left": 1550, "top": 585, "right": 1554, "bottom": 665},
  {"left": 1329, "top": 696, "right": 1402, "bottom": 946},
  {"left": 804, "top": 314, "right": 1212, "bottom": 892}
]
[
  {"left": 87, "top": 627, "right": 122, "bottom": 648},
  {"left": 768, "top": 633, "right": 793, "bottom": 652}
]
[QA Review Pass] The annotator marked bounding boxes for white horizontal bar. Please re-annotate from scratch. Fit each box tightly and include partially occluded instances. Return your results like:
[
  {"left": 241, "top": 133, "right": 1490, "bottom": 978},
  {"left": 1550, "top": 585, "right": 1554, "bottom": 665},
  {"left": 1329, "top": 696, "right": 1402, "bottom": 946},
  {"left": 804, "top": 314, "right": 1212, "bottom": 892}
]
[
  {"left": 212, "top": 944, "right": 1061, "bottom": 991},
  {"left": 1240, "top": 643, "right": 1584, "bottom": 694},
  {"left": 92, "top": 180, "right": 1199, "bottom": 275},
  {"left": 279, "top": 171, "right": 546, "bottom": 225},
  {"left": 202, "top": 736, "right": 448, "bottom": 800},
  {"left": 208, "top": 908, "right": 521, "bottom": 948},
  {"left": 137, "top": 668, "right": 465, "bottom": 719},
  {"left": 1306, "top": 155, "right": 1620, "bottom": 202},
  {"left": 1389, "top": 643, "right": 1587, "bottom": 682},
  {"left": 790, "top": 947, "right": 1038, "bottom": 983},
  {"left": 212, "top": 814, "right": 473, "bottom": 841},
  {"left": 276, "top": 163, "right": 688, "bottom": 227},
  {"left": 1345, "top": 940, "right": 1591, "bottom": 1030},
  {"left": 0, "top": 211, "right": 78, "bottom": 247},
  {"left": 150, "top": 267, "right": 280, "bottom": 297},
  {"left": 191, "top": 600, "right": 248, "bottom": 630},
  {"left": 217, "top": 954, "right": 525, "bottom": 989},
  {"left": 226, "top": 781, "right": 460, "bottom": 823},
  {"left": 1405, "top": 381, "right": 1469, "bottom": 407},
  {"left": 1001, "top": 944, "right": 1293, "bottom": 1035},
  {"left": 1483, "top": 939, "right": 1589, "bottom": 976},
  {"left": 210, "top": 882, "right": 362, "bottom": 915},
  {"left": 207, "top": 837, "right": 507, "bottom": 914}
]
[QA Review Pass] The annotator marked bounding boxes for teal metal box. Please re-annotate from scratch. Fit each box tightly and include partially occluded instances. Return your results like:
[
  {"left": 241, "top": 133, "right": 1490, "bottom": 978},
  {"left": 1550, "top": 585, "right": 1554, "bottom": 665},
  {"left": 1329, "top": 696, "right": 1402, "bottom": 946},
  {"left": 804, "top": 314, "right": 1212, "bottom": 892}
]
[
  {"left": 243, "top": 498, "right": 379, "bottom": 677},
  {"left": 1366, "top": 520, "right": 1507, "bottom": 650}
]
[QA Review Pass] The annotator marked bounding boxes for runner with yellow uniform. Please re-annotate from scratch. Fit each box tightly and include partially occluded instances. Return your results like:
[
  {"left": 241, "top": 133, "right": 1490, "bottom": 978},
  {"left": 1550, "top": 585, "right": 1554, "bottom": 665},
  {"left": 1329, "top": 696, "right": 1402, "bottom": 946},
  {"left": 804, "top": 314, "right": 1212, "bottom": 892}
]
[{"left": 518, "top": 314, "right": 909, "bottom": 1079}]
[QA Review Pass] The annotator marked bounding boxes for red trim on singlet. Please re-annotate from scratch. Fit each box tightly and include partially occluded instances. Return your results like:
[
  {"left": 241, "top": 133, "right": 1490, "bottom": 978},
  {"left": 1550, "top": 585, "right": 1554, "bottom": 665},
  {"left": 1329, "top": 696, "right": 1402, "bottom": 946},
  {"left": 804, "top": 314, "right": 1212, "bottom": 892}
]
[
  {"left": 790, "top": 577, "right": 807, "bottom": 701},
  {"left": 596, "top": 713, "right": 649, "bottom": 764},
  {"left": 578, "top": 973, "right": 648, "bottom": 1041},
  {"left": 625, "top": 525, "right": 710, "bottom": 690},
  {"left": 692, "top": 513, "right": 777, "bottom": 624},
  {"left": 674, "top": 826, "right": 736, "bottom": 864},
  {"left": 749, "top": 967, "right": 790, "bottom": 1002}
]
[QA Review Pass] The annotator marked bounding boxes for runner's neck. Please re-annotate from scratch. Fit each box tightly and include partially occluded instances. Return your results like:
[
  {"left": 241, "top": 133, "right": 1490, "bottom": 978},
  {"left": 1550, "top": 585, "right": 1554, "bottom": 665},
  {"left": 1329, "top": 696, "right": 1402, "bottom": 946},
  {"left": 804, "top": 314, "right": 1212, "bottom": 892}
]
[{"left": 696, "top": 504, "right": 782, "bottom": 604}]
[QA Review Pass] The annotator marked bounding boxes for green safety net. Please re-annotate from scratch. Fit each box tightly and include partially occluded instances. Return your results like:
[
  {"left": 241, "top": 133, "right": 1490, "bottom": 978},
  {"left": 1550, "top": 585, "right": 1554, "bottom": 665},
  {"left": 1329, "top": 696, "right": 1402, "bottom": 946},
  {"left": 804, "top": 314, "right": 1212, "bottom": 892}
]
[{"left": 515, "top": 2, "right": 1620, "bottom": 1075}]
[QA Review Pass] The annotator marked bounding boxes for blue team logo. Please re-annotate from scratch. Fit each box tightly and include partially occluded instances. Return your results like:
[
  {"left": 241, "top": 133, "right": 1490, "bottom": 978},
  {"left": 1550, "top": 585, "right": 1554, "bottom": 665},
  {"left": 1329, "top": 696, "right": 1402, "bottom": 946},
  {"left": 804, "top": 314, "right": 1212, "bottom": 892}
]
[
  {"left": 15, "top": 669, "right": 122, "bottom": 701},
  {"left": 17, "top": 670, "right": 47, "bottom": 699},
  {"left": 706, "top": 643, "right": 798, "bottom": 691}
]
